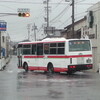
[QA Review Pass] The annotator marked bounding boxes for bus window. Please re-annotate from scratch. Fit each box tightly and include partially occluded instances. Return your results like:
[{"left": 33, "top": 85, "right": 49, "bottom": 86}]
[
  {"left": 58, "top": 43, "right": 65, "bottom": 54},
  {"left": 69, "top": 40, "right": 91, "bottom": 51},
  {"left": 58, "top": 48, "right": 64, "bottom": 54},
  {"left": 50, "top": 43, "right": 57, "bottom": 47},
  {"left": 58, "top": 43, "right": 65, "bottom": 47},
  {"left": 23, "top": 44, "right": 31, "bottom": 48},
  {"left": 18, "top": 44, "right": 22, "bottom": 48},
  {"left": 37, "top": 43, "right": 43, "bottom": 55},
  {"left": 44, "top": 44, "right": 49, "bottom": 54},
  {"left": 50, "top": 43, "right": 57, "bottom": 54},
  {"left": 23, "top": 44, "right": 31, "bottom": 55},
  {"left": 32, "top": 44, "right": 36, "bottom": 55},
  {"left": 50, "top": 48, "right": 56, "bottom": 54}
]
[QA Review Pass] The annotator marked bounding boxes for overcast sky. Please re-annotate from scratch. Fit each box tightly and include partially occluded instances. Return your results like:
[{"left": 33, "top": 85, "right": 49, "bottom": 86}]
[{"left": 0, "top": 0, "right": 100, "bottom": 42}]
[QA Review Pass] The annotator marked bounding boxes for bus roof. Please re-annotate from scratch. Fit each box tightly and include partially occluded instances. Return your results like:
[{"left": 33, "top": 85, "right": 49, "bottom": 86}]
[{"left": 18, "top": 38, "right": 90, "bottom": 45}]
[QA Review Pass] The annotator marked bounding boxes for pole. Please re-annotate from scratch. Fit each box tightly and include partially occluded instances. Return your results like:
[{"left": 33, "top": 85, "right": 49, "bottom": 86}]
[
  {"left": 27, "top": 24, "right": 30, "bottom": 40},
  {"left": 72, "top": 0, "right": 74, "bottom": 38},
  {"left": 46, "top": 0, "right": 49, "bottom": 37},
  {"left": 34, "top": 23, "right": 36, "bottom": 41},
  {"left": 0, "top": 31, "right": 1, "bottom": 59},
  {"left": 47, "top": 0, "right": 49, "bottom": 28}
]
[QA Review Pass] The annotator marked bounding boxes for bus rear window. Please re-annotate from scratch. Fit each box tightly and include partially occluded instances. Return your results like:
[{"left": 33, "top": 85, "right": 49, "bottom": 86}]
[
  {"left": 18, "top": 44, "right": 22, "bottom": 48},
  {"left": 69, "top": 40, "right": 91, "bottom": 51}
]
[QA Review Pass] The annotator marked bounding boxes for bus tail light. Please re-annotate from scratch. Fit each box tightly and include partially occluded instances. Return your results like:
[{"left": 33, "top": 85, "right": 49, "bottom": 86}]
[
  {"left": 70, "top": 66, "right": 76, "bottom": 69},
  {"left": 86, "top": 65, "right": 92, "bottom": 68}
]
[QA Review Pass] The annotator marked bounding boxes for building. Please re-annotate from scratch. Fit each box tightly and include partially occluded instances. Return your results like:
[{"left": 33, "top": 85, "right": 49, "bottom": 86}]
[
  {"left": 87, "top": 2, "right": 100, "bottom": 72},
  {"left": 61, "top": 2, "right": 100, "bottom": 72},
  {"left": 61, "top": 16, "right": 89, "bottom": 39},
  {"left": 44, "top": 26, "right": 63, "bottom": 37}
]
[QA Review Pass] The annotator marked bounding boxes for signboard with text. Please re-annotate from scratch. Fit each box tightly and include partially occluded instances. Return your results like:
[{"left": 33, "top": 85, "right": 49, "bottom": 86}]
[{"left": 0, "top": 21, "right": 7, "bottom": 31}]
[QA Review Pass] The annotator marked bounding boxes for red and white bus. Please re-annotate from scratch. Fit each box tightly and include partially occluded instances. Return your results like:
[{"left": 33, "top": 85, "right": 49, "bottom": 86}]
[{"left": 17, "top": 38, "right": 93, "bottom": 74}]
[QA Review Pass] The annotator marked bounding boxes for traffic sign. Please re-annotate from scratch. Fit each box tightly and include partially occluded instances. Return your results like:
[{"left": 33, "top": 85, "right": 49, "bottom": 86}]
[{"left": 0, "top": 21, "right": 7, "bottom": 31}]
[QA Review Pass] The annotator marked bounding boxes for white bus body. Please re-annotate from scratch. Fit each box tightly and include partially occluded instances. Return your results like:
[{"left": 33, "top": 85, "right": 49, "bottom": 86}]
[{"left": 17, "top": 38, "right": 93, "bottom": 74}]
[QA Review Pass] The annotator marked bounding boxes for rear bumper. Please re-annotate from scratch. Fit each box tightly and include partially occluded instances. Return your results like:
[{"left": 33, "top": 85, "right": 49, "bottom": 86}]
[{"left": 68, "top": 64, "right": 93, "bottom": 72}]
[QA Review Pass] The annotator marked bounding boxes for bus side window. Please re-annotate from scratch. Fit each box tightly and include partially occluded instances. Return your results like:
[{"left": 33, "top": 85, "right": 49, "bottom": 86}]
[
  {"left": 32, "top": 44, "right": 36, "bottom": 55},
  {"left": 58, "top": 43, "right": 65, "bottom": 54},
  {"left": 23, "top": 44, "right": 31, "bottom": 55},
  {"left": 50, "top": 43, "right": 57, "bottom": 54},
  {"left": 44, "top": 44, "right": 49, "bottom": 54},
  {"left": 37, "top": 43, "right": 43, "bottom": 55}
]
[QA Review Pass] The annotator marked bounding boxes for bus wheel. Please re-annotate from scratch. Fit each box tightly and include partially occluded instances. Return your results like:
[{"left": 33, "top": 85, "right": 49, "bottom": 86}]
[
  {"left": 24, "top": 63, "right": 28, "bottom": 72},
  {"left": 47, "top": 64, "right": 54, "bottom": 74},
  {"left": 67, "top": 71, "right": 73, "bottom": 75}
]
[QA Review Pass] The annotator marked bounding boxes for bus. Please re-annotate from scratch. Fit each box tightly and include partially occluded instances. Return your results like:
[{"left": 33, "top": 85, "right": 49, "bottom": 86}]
[{"left": 17, "top": 38, "right": 93, "bottom": 74}]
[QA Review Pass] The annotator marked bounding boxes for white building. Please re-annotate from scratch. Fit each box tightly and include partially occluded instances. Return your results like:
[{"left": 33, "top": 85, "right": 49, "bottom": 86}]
[{"left": 87, "top": 2, "right": 100, "bottom": 72}]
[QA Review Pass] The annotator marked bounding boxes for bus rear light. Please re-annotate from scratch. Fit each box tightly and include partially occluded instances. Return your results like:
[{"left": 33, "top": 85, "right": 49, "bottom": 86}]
[
  {"left": 87, "top": 65, "right": 92, "bottom": 67},
  {"left": 70, "top": 66, "right": 76, "bottom": 68}
]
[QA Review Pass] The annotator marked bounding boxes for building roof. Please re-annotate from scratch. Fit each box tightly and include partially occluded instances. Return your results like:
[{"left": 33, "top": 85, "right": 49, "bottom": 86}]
[{"left": 64, "top": 16, "right": 87, "bottom": 29}]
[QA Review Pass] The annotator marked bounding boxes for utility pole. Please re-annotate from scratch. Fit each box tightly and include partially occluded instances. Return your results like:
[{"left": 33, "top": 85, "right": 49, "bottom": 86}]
[
  {"left": 0, "top": 31, "right": 1, "bottom": 59},
  {"left": 27, "top": 24, "right": 30, "bottom": 41},
  {"left": 72, "top": 0, "right": 75, "bottom": 38},
  {"left": 65, "top": 0, "right": 75, "bottom": 38},
  {"left": 44, "top": 0, "right": 50, "bottom": 36},
  {"left": 46, "top": 0, "right": 49, "bottom": 36},
  {"left": 33, "top": 23, "right": 37, "bottom": 41},
  {"left": 47, "top": 0, "right": 49, "bottom": 28}
]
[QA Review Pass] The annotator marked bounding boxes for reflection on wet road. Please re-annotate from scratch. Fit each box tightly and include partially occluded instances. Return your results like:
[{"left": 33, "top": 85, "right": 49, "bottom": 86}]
[{"left": 0, "top": 56, "right": 100, "bottom": 100}]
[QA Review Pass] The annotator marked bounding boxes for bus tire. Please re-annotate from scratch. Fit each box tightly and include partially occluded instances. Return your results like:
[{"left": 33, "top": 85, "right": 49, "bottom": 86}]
[
  {"left": 47, "top": 63, "right": 54, "bottom": 74},
  {"left": 24, "top": 63, "right": 28, "bottom": 72},
  {"left": 67, "top": 71, "right": 74, "bottom": 75}
]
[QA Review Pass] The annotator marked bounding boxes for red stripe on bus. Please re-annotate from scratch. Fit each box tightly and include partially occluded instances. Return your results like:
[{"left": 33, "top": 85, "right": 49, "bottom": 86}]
[
  {"left": 24, "top": 55, "right": 92, "bottom": 58},
  {"left": 54, "top": 67, "right": 68, "bottom": 72},
  {"left": 28, "top": 66, "right": 68, "bottom": 72},
  {"left": 19, "top": 66, "right": 68, "bottom": 72},
  {"left": 24, "top": 56, "right": 44, "bottom": 58},
  {"left": 47, "top": 55, "right": 92, "bottom": 58}
]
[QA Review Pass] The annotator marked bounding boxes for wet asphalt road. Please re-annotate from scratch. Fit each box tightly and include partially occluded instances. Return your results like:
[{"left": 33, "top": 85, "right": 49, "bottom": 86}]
[{"left": 0, "top": 56, "right": 100, "bottom": 100}]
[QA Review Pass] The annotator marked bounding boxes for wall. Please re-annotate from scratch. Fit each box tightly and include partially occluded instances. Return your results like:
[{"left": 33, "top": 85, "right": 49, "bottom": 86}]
[{"left": 87, "top": 2, "right": 100, "bottom": 72}]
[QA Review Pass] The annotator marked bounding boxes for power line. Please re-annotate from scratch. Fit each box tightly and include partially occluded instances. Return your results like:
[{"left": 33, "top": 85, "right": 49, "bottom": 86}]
[
  {"left": 77, "top": 3, "right": 96, "bottom": 5},
  {"left": 75, "top": 0, "right": 96, "bottom": 5},
  {"left": 75, "top": 0, "right": 87, "bottom": 4},
  {"left": 57, "top": 16, "right": 71, "bottom": 28},
  {"left": 53, "top": 0, "right": 64, "bottom": 9},
  {"left": 0, "top": 1, "right": 70, "bottom": 5},
  {"left": 50, "top": 6, "right": 71, "bottom": 26},
  {"left": 0, "top": 4, "right": 16, "bottom": 11},
  {"left": 50, "top": 3, "right": 71, "bottom": 23}
]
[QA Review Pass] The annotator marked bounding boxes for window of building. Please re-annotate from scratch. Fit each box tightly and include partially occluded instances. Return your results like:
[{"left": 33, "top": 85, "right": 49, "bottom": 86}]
[{"left": 2, "top": 36, "right": 5, "bottom": 43}]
